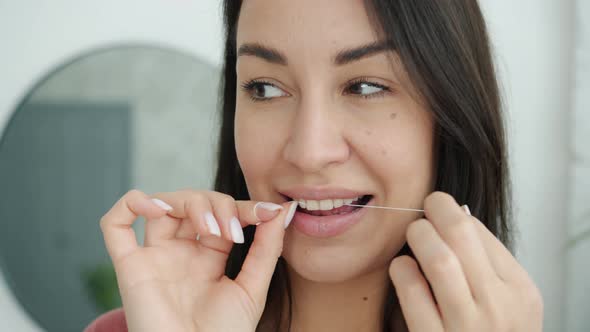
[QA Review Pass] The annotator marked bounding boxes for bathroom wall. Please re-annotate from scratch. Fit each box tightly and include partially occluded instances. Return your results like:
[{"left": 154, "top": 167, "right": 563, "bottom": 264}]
[
  {"left": 565, "top": 0, "right": 590, "bottom": 331},
  {"left": 0, "top": 45, "right": 220, "bottom": 332},
  {"left": 478, "top": 1, "right": 573, "bottom": 330},
  {"left": 0, "top": 2, "right": 223, "bottom": 331},
  {"left": 0, "top": 0, "right": 585, "bottom": 330}
]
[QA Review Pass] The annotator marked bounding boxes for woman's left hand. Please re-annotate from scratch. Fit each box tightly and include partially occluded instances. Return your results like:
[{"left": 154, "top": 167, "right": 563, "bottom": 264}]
[{"left": 389, "top": 192, "right": 543, "bottom": 332}]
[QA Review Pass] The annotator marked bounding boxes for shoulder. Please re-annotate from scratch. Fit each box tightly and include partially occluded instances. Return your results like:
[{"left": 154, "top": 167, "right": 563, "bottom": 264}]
[{"left": 83, "top": 308, "right": 127, "bottom": 332}]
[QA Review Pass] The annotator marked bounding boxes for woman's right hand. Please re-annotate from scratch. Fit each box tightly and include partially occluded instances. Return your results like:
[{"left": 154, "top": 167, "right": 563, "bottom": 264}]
[{"left": 99, "top": 189, "right": 297, "bottom": 332}]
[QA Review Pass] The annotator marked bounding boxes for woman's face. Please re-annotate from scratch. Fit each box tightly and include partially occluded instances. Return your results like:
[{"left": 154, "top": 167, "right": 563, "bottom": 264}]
[{"left": 235, "top": 0, "right": 435, "bottom": 282}]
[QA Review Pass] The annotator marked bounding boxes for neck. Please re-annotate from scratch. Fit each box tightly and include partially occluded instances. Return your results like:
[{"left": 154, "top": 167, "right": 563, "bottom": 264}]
[{"left": 285, "top": 265, "right": 390, "bottom": 332}]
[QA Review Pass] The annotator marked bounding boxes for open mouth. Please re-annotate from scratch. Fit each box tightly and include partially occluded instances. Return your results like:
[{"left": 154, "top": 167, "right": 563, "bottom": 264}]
[{"left": 283, "top": 194, "right": 374, "bottom": 216}]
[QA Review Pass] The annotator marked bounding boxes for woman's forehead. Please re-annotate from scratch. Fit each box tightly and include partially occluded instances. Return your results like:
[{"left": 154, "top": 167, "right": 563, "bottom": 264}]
[{"left": 236, "top": 0, "right": 379, "bottom": 57}]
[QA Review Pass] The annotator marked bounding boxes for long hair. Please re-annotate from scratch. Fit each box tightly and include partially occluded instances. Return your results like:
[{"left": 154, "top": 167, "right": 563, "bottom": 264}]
[{"left": 214, "top": 1, "right": 512, "bottom": 330}]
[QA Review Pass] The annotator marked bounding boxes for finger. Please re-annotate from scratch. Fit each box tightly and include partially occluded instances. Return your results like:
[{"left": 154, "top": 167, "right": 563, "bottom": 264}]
[
  {"left": 472, "top": 218, "right": 529, "bottom": 283},
  {"left": 152, "top": 191, "right": 283, "bottom": 240},
  {"left": 143, "top": 197, "right": 181, "bottom": 246},
  {"left": 213, "top": 200, "right": 284, "bottom": 243},
  {"left": 406, "top": 218, "right": 476, "bottom": 324},
  {"left": 424, "top": 192, "right": 500, "bottom": 300},
  {"left": 151, "top": 190, "right": 236, "bottom": 263},
  {"left": 143, "top": 213, "right": 182, "bottom": 246},
  {"left": 389, "top": 256, "right": 444, "bottom": 332},
  {"left": 208, "top": 192, "right": 243, "bottom": 244},
  {"left": 241, "top": 201, "right": 284, "bottom": 225},
  {"left": 175, "top": 217, "right": 199, "bottom": 240},
  {"left": 235, "top": 201, "right": 297, "bottom": 306},
  {"left": 100, "top": 190, "right": 170, "bottom": 262},
  {"left": 151, "top": 190, "right": 220, "bottom": 238}
]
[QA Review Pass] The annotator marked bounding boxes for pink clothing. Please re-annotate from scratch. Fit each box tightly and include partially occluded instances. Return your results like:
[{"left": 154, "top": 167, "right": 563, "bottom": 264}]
[{"left": 84, "top": 308, "right": 127, "bottom": 332}]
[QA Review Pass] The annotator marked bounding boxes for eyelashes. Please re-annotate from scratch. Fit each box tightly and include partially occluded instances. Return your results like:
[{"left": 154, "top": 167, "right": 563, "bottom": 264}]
[
  {"left": 240, "top": 79, "right": 287, "bottom": 102},
  {"left": 239, "top": 77, "right": 392, "bottom": 102},
  {"left": 344, "top": 77, "right": 391, "bottom": 99}
]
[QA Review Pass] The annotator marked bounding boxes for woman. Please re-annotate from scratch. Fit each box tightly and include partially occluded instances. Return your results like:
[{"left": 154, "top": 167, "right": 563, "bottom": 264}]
[{"left": 85, "top": 0, "right": 543, "bottom": 331}]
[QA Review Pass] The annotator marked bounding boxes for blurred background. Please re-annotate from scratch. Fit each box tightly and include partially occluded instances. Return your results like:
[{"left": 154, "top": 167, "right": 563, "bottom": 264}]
[{"left": 0, "top": 0, "right": 587, "bottom": 331}]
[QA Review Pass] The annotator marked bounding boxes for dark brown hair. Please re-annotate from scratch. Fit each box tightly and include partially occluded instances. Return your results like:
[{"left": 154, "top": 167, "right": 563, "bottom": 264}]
[{"left": 214, "top": 1, "right": 512, "bottom": 330}]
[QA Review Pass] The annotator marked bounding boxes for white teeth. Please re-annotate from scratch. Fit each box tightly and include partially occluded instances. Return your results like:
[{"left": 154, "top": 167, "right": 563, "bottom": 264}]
[
  {"left": 306, "top": 200, "right": 320, "bottom": 211},
  {"left": 319, "top": 200, "right": 333, "bottom": 210},
  {"left": 298, "top": 199, "right": 306, "bottom": 209},
  {"left": 295, "top": 197, "right": 360, "bottom": 211}
]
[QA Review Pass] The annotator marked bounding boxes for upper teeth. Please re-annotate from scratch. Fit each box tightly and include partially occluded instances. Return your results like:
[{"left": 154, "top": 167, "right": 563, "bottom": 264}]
[{"left": 295, "top": 197, "right": 359, "bottom": 211}]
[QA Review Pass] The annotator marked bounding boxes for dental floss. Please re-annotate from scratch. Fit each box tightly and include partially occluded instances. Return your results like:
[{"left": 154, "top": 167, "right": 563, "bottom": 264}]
[
  {"left": 344, "top": 204, "right": 472, "bottom": 216},
  {"left": 344, "top": 204, "right": 424, "bottom": 212}
]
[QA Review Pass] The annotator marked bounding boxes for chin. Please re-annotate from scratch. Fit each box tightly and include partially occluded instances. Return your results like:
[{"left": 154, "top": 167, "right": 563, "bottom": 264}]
[
  {"left": 282, "top": 245, "right": 374, "bottom": 283},
  {"left": 280, "top": 207, "right": 409, "bottom": 283},
  {"left": 281, "top": 233, "right": 399, "bottom": 283}
]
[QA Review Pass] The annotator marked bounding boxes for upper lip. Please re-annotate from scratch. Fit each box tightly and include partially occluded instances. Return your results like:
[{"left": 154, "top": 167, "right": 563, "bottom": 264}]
[{"left": 279, "top": 186, "right": 370, "bottom": 200}]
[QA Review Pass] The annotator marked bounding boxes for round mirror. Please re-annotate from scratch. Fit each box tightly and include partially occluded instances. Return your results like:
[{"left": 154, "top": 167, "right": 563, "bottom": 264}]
[{"left": 0, "top": 45, "right": 220, "bottom": 331}]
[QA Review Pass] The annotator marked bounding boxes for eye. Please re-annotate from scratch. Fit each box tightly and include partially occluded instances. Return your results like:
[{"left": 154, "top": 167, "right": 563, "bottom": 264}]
[
  {"left": 344, "top": 78, "right": 390, "bottom": 99},
  {"left": 240, "top": 79, "right": 289, "bottom": 102}
]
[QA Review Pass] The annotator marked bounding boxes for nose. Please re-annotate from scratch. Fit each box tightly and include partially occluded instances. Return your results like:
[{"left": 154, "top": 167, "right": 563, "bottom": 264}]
[{"left": 282, "top": 95, "right": 350, "bottom": 173}]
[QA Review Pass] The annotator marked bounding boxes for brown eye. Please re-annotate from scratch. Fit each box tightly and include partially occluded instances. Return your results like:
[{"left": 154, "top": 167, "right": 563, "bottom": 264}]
[
  {"left": 240, "top": 80, "right": 288, "bottom": 101},
  {"left": 345, "top": 79, "right": 390, "bottom": 98}
]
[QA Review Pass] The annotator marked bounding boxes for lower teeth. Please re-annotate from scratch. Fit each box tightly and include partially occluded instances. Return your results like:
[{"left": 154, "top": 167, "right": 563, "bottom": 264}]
[
  {"left": 307, "top": 210, "right": 353, "bottom": 216},
  {"left": 301, "top": 205, "right": 361, "bottom": 216}
]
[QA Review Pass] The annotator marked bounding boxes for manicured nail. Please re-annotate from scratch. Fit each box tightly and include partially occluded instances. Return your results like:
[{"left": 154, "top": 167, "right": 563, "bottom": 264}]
[
  {"left": 151, "top": 198, "right": 172, "bottom": 211},
  {"left": 230, "top": 217, "right": 244, "bottom": 244},
  {"left": 204, "top": 212, "right": 221, "bottom": 237},
  {"left": 254, "top": 202, "right": 283, "bottom": 222},
  {"left": 462, "top": 205, "right": 471, "bottom": 216},
  {"left": 284, "top": 202, "right": 298, "bottom": 229}
]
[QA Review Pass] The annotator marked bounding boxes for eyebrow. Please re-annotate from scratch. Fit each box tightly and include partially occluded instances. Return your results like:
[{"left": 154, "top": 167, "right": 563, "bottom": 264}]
[
  {"left": 237, "top": 43, "right": 287, "bottom": 65},
  {"left": 236, "top": 40, "right": 395, "bottom": 66},
  {"left": 333, "top": 41, "right": 395, "bottom": 65}
]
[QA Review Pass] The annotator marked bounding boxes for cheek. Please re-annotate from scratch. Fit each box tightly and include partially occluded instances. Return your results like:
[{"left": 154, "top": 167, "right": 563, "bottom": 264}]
[
  {"left": 235, "top": 113, "right": 264, "bottom": 178},
  {"left": 234, "top": 109, "right": 287, "bottom": 187},
  {"left": 352, "top": 110, "right": 435, "bottom": 200}
]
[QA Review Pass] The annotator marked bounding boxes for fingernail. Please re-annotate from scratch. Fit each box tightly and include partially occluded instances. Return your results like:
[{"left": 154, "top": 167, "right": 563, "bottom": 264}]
[
  {"left": 254, "top": 202, "right": 283, "bottom": 221},
  {"left": 151, "top": 198, "right": 172, "bottom": 211},
  {"left": 230, "top": 217, "right": 244, "bottom": 244},
  {"left": 204, "top": 212, "right": 221, "bottom": 237},
  {"left": 284, "top": 202, "right": 298, "bottom": 229},
  {"left": 462, "top": 205, "right": 471, "bottom": 216}
]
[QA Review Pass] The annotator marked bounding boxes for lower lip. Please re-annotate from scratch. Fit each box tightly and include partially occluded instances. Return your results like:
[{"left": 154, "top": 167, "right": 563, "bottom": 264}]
[{"left": 291, "top": 198, "right": 373, "bottom": 238}]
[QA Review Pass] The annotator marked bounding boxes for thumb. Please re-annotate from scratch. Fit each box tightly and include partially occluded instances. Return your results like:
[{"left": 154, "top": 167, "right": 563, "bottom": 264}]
[{"left": 234, "top": 201, "right": 297, "bottom": 305}]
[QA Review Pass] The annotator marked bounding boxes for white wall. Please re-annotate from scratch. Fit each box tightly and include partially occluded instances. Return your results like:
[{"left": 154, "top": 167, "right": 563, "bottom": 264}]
[
  {"left": 0, "top": 0, "right": 579, "bottom": 331},
  {"left": 0, "top": 0, "right": 224, "bottom": 135},
  {"left": 0, "top": 1, "right": 223, "bottom": 331},
  {"left": 479, "top": 1, "right": 573, "bottom": 331},
  {"left": 566, "top": 0, "right": 590, "bottom": 331}
]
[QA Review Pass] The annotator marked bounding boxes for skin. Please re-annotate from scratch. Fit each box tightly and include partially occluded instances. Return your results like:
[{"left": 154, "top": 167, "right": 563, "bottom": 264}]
[
  {"left": 97, "top": 0, "right": 543, "bottom": 331},
  {"left": 234, "top": 0, "right": 434, "bottom": 330}
]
